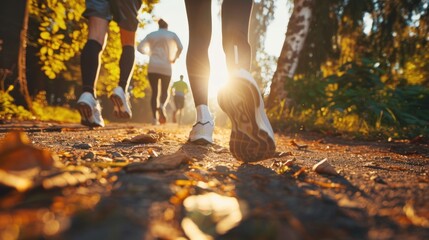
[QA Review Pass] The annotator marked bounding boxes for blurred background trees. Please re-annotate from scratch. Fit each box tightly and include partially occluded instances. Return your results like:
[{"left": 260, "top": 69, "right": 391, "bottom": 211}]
[
  {"left": 0, "top": 0, "right": 157, "bottom": 122},
  {"left": 0, "top": 0, "right": 427, "bottom": 139},
  {"left": 265, "top": 0, "right": 428, "bottom": 138}
]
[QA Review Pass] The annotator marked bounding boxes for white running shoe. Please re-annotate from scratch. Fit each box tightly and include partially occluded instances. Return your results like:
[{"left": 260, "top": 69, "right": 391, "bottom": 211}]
[
  {"left": 76, "top": 92, "right": 105, "bottom": 127},
  {"left": 217, "top": 69, "right": 275, "bottom": 162},
  {"left": 110, "top": 86, "right": 132, "bottom": 119},
  {"left": 189, "top": 120, "right": 214, "bottom": 145}
]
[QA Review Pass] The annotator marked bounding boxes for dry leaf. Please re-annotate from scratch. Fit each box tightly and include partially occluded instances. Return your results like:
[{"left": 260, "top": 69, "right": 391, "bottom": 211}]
[
  {"left": 0, "top": 131, "right": 55, "bottom": 171},
  {"left": 182, "top": 192, "right": 247, "bottom": 239},
  {"left": 0, "top": 169, "right": 33, "bottom": 192},
  {"left": 124, "top": 133, "right": 159, "bottom": 144},
  {"left": 126, "top": 151, "right": 191, "bottom": 172},
  {"left": 290, "top": 140, "right": 308, "bottom": 150},
  {"left": 284, "top": 158, "right": 296, "bottom": 167},
  {"left": 186, "top": 171, "right": 207, "bottom": 181},
  {"left": 305, "top": 179, "right": 345, "bottom": 189},
  {"left": 42, "top": 167, "right": 96, "bottom": 189},
  {"left": 292, "top": 167, "right": 307, "bottom": 178},
  {"left": 403, "top": 202, "right": 429, "bottom": 227},
  {"left": 277, "top": 151, "right": 293, "bottom": 157},
  {"left": 312, "top": 158, "right": 338, "bottom": 175}
]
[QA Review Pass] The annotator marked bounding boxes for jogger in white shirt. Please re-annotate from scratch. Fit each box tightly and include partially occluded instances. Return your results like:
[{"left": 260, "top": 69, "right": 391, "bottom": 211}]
[{"left": 138, "top": 19, "right": 183, "bottom": 125}]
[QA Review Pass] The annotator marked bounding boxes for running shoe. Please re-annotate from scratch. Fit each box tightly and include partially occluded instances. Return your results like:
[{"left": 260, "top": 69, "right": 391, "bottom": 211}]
[
  {"left": 217, "top": 69, "right": 275, "bottom": 162},
  {"left": 76, "top": 92, "right": 105, "bottom": 127},
  {"left": 189, "top": 120, "right": 214, "bottom": 144},
  {"left": 110, "top": 86, "right": 132, "bottom": 119}
]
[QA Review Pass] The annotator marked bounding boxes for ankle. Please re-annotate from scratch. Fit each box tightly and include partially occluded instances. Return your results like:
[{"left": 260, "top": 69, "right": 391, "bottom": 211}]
[{"left": 196, "top": 104, "right": 212, "bottom": 123}]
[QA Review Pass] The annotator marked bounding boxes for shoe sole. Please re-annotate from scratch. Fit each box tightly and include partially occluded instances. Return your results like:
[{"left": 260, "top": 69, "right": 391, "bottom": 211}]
[
  {"left": 218, "top": 78, "right": 275, "bottom": 162},
  {"left": 77, "top": 102, "right": 102, "bottom": 127},
  {"left": 110, "top": 94, "right": 131, "bottom": 119},
  {"left": 189, "top": 121, "right": 214, "bottom": 145},
  {"left": 189, "top": 138, "right": 212, "bottom": 145}
]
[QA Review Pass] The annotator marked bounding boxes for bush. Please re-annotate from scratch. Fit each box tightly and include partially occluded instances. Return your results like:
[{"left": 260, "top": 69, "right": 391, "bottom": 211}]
[{"left": 274, "top": 59, "right": 429, "bottom": 139}]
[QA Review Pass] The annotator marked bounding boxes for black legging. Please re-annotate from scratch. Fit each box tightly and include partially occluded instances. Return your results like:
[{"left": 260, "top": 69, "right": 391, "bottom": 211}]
[
  {"left": 148, "top": 73, "right": 171, "bottom": 119},
  {"left": 185, "top": 0, "right": 253, "bottom": 107}
]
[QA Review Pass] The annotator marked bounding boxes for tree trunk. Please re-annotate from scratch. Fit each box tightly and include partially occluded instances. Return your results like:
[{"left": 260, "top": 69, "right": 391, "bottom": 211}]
[
  {"left": 18, "top": 0, "right": 33, "bottom": 111},
  {"left": 266, "top": 0, "right": 313, "bottom": 111},
  {"left": 0, "top": 0, "right": 31, "bottom": 109}
]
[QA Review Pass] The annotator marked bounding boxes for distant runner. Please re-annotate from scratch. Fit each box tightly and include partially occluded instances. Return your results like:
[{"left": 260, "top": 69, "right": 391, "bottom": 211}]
[{"left": 171, "top": 75, "right": 189, "bottom": 124}]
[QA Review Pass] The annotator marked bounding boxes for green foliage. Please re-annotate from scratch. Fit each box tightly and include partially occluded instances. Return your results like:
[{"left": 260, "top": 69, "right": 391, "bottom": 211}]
[
  {"left": 0, "top": 88, "right": 33, "bottom": 120},
  {"left": 131, "top": 64, "right": 149, "bottom": 99},
  {"left": 274, "top": 58, "right": 429, "bottom": 139},
  {"left": 30, "top": 0, "right": 87, "bottom": 79},
  {"left": 296, "top": 0, "right": 429, "bottom": 77},
  {"left": 326, "top": 59, "right": 429, "bottom": 135},
  {"left": 269, "top": 0, "right": 429, "bottom": 139},
  {"left": 29, "top": 0, "right": 158, "bottom": 97},
  {"left": 0, "top": 90, "right": 80, "bottom": 122},
  {"left": 32, "top": 91, "right": 80, "bottom": 122}
]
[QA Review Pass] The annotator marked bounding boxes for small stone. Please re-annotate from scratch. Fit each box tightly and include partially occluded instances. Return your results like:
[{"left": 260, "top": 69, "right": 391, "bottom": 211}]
[
  {"left": 370, "top": 175, "right": 386, "bottom": 184},
  {"left": 111, "top": 152, "right": 123, "bottom": 158},
  {"left": 82, "top": 151, "right": 96, "bottom": 160},
  {"left": 73, "top": 143, "right": 92, "bottom": 149}
]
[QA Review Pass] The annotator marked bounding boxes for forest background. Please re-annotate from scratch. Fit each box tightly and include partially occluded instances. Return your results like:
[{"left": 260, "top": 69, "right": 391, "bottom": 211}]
[{"left": 0, "top": 0, "right": 428, "bottom": 140}]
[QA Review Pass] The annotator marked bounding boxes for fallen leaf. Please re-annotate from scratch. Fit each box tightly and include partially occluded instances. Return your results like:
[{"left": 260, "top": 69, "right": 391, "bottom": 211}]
[
  {"left": 126, "top": 151, "right": 191, "bottom": 172},
  {"left": 83, "top": 162, "right": 129, "bottom": 168},
  {"left": 175, "top": 179, "right": 196, "bottom": 187},
  {"left": 290, "top": 140, "right": 308, "bottom": 150},
  {"left": 0, "top": 169, "right": 33, "bottom": 192},
  {"left": 312, "top": 158, "right": 338, "bottom": 175},
  {"left": 170, "top": 187, "right": 191, "bottom": 205},
  {"left": 42, "top": 167, "right": 96, "bottom": 189},
  {"left": 182, "top": 192, "right": 247, "bottom": 239},
  {"left": 403, "top": 202, "right": 429, "bottom": 227},
  {"left": 0, "top": 131, "right": 55, "bottom": 171},
  {"left": 304, "top": 179, "right": 345, "bottom": 189},
  {"left": 124, "top": 133, "right": 159, "bottom": 144},
  {"left": 292, "top": 167, "right": 307, "bottom": 178},
  {"left": 284, "top": 158, "right": 296, "bottom": 166},
  {"left": 186, "top": 171, "right": 207, "bottom": 181},
  {"left": 277, "top": 151, "right": 293, "bottom": 157}
]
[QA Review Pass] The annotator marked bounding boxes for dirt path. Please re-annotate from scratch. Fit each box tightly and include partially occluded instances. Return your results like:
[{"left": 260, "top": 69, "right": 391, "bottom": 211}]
[{"left": 0, "top": 121, "right": 428, "bottom": 240}]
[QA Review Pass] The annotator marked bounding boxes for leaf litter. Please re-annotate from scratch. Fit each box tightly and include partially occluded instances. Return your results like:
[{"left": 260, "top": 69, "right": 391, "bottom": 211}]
[{"left": 0, "top": 123, "right": 428, "bottom": 239}]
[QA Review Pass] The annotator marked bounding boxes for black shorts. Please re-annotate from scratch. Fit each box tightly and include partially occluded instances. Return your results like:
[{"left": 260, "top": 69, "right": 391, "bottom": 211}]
[
  {"left": 174, "top": 96, "right": 185, "bottom": 110},
  {"left": 83, "top": 0, "right": 142, "bottom": 31}
]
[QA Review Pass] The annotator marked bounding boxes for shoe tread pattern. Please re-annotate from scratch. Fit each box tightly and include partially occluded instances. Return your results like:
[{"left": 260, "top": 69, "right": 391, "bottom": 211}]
[
  {"left": 77, "top": 102, "right": 101, "bottom": 127},
  {"left": 218, "top": 78, "right": 275, "bottom": 162},
  {"left": 110, "top": 94, "right": 131, "bottom": 119}
]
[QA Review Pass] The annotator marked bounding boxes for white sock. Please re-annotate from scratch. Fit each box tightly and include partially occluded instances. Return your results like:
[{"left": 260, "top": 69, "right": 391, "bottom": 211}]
[{"left": 196, "top": 104, "right": 212, "bottom": 123}]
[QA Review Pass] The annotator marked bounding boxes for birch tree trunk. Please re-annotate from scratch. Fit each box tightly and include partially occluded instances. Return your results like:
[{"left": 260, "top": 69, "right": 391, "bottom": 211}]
[{"left": 266, "top": 0, "right": 313, "bottom": 112}]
